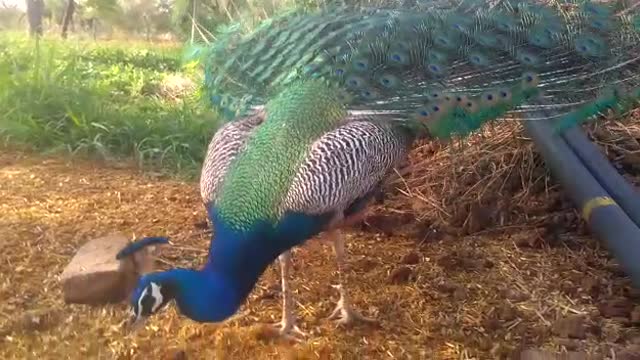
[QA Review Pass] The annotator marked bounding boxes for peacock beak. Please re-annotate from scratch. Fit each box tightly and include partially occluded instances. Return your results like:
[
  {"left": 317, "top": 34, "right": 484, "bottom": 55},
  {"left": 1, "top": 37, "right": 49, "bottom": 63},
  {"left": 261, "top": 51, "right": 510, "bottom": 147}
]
[{"left": 125, "top": 314, "right": 148, "bottom": 333}]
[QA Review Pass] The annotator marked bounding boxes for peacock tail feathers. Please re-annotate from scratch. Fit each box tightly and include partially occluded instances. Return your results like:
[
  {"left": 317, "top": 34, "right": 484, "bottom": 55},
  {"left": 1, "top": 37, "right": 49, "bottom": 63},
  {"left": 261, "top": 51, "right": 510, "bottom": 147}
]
[
  {"left": 197, "top": 0, "right": 640, "bottom": 137},
  {"left": 196, "top": 0, "right": 640, "bottom": 232},
  {"left": 553, "top": 85, "right": 640, "bottom": 133}
]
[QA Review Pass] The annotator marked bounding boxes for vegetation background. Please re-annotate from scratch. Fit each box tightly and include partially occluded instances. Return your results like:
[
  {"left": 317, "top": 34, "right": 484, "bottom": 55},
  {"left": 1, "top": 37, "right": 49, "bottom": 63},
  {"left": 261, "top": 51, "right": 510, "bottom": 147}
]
[{"left": 1, "top": 0, "right": 322, "bottom": 177}]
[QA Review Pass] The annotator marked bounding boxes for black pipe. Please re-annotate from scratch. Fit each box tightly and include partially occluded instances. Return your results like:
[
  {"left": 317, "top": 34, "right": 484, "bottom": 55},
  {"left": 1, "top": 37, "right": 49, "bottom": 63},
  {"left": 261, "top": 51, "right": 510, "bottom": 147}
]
[
  {"left": 560, "top": 126, "right": 640, "bottom": 227},
  {"left": 522, "top": 118, "right": 640, "bottom": 287}
]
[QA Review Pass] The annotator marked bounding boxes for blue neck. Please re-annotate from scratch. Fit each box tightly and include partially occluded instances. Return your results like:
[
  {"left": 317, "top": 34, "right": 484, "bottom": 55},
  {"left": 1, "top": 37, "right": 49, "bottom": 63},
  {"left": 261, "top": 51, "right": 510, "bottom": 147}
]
[
  {"left": 147, "top": 206, "right": 333, "bottom": 323},
  {"left": 203, "top": 204, "right": 334, "bottom": 305},
  {"left": 149, "top": 269, "right": 239, "bottom": 322}
]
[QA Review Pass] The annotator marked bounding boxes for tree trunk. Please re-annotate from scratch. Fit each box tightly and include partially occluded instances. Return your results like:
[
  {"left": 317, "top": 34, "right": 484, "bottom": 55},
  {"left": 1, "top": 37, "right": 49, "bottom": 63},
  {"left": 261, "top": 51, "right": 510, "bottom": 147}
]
[
  {"left": 92, "top": 19, "right": 97, "bottom": 41},
  {"left": 26, "top": 0, "right": 44, "bottom": 37},
  {"left": 143, "top": 13, "right": 151, "bottom": 42},
  {"left": 190, "top": 0, "right": 196, "bottom": 43},
  {"left": 61, "top": 0, "right": 75, "bottom": 39}
]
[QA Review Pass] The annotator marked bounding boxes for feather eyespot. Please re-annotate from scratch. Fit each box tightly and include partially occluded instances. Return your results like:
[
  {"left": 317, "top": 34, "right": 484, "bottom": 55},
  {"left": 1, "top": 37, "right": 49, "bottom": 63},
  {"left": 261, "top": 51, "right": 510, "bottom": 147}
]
[
  {"left": 378, "top": 74, "right": 399, "bottom": 88},
  {"left": 521, "top": 72, "right": 540, "bottom": 88},
  {"left": 574, "top": 35, "right": 606, "bottom": 57},
  {"left": 463, "top": 100, "right": 479, "bottom": 113},
  {"left": 469, "top": 52, "right": 490, "bottom": 67},
  {"left": 428, "top": 90, "right": 441, "bottom": 100},
  {"left": 427, "top": 63, "right": 444, "bottom": 76},
  {"left": 441, "top": 94, "right": 456, "bottom": 106},
  {"left": 481, "top": 91, "right": 500, "bottom": 106},
  {"left": 496, "top": 19, "right": 516, "bottom": 32},
  {"left": 497, "top": 88, "right": 512, "bottom": 102},
  {"left": 454, "top": 94, "right": 469, "bottom": 106},
  {"left": 361, "top": 89, "right": 380, "bottom": 99},
  {"left": 530, "top": 34, "right": 551, "bottom": 47}
]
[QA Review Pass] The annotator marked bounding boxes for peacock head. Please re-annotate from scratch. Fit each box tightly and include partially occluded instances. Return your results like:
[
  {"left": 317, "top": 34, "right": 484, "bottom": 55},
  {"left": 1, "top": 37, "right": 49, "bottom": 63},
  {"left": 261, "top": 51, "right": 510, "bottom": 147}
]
[
  {"left": 116, "top": 236, "right": 174, "bottom": 330},
  {"left": 127, "top": 272, "right": 177, "bottom": 330},
  {"left": 115, "top": 235, "right": 241, "bottom": 329}
]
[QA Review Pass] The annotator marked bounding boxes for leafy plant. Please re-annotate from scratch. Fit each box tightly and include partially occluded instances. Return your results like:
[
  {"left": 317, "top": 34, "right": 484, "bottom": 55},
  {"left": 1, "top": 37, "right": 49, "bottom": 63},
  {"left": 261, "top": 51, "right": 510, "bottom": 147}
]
[{"left": 0, "top": 32, "right": 221, "bottom": 179}]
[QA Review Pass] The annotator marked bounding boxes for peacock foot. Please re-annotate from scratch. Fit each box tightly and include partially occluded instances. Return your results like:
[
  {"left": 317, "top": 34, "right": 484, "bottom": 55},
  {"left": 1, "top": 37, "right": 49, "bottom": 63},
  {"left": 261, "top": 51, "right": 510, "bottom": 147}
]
[
  {"left": 327, "top": 300, "right": 378, "bottom": 327},
  {"left": 269, "top": 318, "right": 308, "bottom": 341}
]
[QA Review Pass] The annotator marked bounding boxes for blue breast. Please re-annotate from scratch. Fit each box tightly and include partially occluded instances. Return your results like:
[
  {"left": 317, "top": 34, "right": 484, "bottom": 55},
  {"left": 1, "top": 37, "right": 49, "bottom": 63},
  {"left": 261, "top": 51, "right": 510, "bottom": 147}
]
[{"left": 204, "top": 204, "right": 334, "bottom": 302}]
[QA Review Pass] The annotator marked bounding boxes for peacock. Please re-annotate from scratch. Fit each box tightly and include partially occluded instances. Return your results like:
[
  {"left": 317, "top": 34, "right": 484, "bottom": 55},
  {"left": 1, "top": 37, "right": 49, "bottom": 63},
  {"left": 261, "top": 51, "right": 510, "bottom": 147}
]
[{"left": 117, "top": 0, "right": 640, "bottom": 340}]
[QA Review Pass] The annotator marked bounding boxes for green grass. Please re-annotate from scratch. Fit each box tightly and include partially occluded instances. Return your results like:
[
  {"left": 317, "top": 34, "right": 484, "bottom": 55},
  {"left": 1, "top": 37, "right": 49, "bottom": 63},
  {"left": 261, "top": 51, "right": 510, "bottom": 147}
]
[{"left": 0, "top": 32, "right": 221, "bottom": 178}]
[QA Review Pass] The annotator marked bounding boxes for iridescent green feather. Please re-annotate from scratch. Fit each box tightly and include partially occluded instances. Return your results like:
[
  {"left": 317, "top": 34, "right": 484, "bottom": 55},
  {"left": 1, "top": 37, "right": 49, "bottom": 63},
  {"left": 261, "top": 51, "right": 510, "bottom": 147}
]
[
  {"left": 553, "top": 86, "right": 640, "bottom": 133},
  {"left": 194, "top": 0, "right": 640, "bottom": 231},
  {"left": 216, "top": 79, "right": 347, "bottom": 229},
  {"left": 196, "top": 0, "right": 640, "bottom": 205},
  {"left": 199, "top": 0, "right": 639, "bottom": 131}
]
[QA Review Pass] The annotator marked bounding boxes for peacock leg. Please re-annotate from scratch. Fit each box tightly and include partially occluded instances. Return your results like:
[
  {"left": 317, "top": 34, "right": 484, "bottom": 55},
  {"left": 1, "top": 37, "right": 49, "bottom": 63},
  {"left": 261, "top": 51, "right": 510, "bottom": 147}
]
[
  {"left": 271, "top": 250, "right": 307, "bottom": 339},
  {"left": 327, "top": 230, "right": 378, "bottom": 327}
]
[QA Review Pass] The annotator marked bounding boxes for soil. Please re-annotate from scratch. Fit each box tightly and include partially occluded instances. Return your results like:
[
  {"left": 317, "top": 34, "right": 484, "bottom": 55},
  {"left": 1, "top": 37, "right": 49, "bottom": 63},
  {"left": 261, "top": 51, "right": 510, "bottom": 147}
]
[{"left": 1, "top": 140, "right": 640, "bottom": 359}]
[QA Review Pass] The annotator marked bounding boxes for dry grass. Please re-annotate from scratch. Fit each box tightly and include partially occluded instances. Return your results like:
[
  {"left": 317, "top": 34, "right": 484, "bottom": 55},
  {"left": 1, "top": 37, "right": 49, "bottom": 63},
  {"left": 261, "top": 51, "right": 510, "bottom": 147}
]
[
  {"left": 1, "top": 115, "right": 640, "bottom": 359},
  {"left": 380, "top": 113, "right": 640, "bottom": 236}
]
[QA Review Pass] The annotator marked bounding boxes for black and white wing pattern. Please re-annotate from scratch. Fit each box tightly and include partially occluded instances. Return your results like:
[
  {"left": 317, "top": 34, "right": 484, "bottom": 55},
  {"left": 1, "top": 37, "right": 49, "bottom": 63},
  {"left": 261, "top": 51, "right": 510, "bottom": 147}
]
[
  {"left": 281, "top": 118, "right": 413, "bottom": 217},
  {"left": 200, "top": 110, "right": 265, "bottom": 205}
]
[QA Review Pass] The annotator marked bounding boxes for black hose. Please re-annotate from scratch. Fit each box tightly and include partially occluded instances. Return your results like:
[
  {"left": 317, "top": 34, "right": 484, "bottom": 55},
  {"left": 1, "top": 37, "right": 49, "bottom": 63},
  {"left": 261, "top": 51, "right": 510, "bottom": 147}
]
[
  {"left": 522, "top": 118, "right": 640, "bottom": 287},
  {"left": 561, "top": 126, "right": 640, "bottom": 227}
]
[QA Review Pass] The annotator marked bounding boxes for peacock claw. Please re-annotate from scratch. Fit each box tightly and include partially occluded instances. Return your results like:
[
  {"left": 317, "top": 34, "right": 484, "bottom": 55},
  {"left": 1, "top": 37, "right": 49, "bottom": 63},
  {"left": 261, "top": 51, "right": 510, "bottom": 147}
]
[
  {"left": 270, "top": 319, "right": 308, "bottom": 341},
  {"left": 327, "top": 302, "right": 378, "bottom": 328}
]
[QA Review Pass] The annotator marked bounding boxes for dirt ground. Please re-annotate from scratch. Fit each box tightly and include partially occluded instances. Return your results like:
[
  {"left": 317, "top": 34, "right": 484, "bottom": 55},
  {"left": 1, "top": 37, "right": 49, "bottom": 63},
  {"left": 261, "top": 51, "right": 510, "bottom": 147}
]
[{"left": 1, "top": 144, "right": 640, "bottom": 360}]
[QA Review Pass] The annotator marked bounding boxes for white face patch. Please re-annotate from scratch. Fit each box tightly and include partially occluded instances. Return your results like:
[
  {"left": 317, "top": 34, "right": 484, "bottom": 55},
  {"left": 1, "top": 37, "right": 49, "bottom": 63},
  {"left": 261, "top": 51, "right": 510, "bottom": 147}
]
[
  {"left": 149, "top": 282, "right": 163, "bottom": 313},
  {"left": 135, "top": 281, "right": 164, "bottom": 318},
  {"left": 136, "top": 286, "right": 149, "bottom": 318}
]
